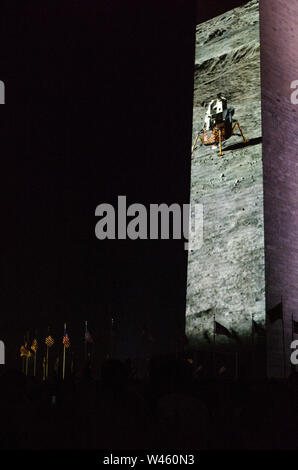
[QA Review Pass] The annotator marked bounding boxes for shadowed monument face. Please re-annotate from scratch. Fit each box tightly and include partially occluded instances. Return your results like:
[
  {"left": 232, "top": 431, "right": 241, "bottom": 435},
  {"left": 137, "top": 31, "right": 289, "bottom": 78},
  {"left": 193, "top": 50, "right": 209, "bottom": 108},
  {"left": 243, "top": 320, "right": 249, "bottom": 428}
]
[{"left": 186, "top": 0, "right": 265, "bottom": 350}]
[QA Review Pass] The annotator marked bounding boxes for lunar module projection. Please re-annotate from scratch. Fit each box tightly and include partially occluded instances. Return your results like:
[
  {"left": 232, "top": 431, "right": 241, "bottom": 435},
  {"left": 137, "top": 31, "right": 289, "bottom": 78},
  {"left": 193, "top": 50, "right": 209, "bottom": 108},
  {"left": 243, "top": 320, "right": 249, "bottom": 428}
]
[{"left": 192, "top": 94, "right": 248, "bottom": 156}]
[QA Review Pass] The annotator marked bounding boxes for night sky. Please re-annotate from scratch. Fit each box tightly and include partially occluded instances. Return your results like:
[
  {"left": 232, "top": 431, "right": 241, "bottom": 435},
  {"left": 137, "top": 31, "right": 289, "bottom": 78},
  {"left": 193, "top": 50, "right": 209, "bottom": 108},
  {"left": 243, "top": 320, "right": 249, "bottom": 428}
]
[
  {"left": 196, "top": 0, "right": 249, "bottom": 24},
  {"left": 0, "top": 0, "right": 249, "bottom": 367}
]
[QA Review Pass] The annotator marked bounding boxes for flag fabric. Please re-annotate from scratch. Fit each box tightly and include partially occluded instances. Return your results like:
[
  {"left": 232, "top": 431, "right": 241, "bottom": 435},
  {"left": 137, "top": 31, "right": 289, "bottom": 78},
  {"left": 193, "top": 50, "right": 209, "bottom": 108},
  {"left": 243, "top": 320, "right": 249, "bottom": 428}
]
[
  {"left": 45, "top": 335, "right": 54, "bottom": 348},
  {"left": 141, "top": 326, "right": 155, "bottom": 342},
  {"left": 218, "top": 366, "right": 227, "bottom": 375},
  {"left": 31, "top": 338, "right": 38, "bottom": 353},
  {"left": 267, "top": 302, "right": 283, "bottom": 323},
  {"left": 183, "top": 333, "right": 189, "bottom": 345},
  {"left": 293, "top": 318, "right": 298, "bottom": 335},
  {"left": 111, "top": 317, "right": 117, "bottom": 337},
  {"left": 215, "top": 321, "right": 234, "bottom": 339},
  {"left": 20, "top": 343, "right": 31, "bottom": 358},
  {"left": 252, "top": 319, "right": 266, "bottom": 336},
  {"left": 194, "top": 365, "right": 203, "bottom": 375},
  {"left": 203, "top": 330, "right": 211, "bottom": 343},
  {"left": 85, "top": 330, "right": 94, "bottom": 344},
  {"left": 42, "top": 356, "right": 46, "bottom": 379},
  {"left": 85, "top": 321, "right": 94, "bottom": 344},
  {"left": 230, "top": 328, "right": 241, "bottom": 343},
  {"left": 63, "top": 325, "right": 70, "bottom": 348}
]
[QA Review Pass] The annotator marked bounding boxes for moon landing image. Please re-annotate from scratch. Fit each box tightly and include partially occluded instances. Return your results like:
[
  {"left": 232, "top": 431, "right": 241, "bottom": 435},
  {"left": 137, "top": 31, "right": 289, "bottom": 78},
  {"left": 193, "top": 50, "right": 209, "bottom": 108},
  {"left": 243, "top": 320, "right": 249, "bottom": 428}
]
[{"left": 186, "top": 0, "right": 265, "bottom": 350}]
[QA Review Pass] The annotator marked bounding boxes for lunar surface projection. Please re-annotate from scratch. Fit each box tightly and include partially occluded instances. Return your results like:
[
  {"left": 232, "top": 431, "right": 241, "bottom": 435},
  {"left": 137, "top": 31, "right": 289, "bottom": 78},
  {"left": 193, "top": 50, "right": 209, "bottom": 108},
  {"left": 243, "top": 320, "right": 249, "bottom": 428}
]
[{"left": 186, "top": 0, "right": 265, "bottom": 349}]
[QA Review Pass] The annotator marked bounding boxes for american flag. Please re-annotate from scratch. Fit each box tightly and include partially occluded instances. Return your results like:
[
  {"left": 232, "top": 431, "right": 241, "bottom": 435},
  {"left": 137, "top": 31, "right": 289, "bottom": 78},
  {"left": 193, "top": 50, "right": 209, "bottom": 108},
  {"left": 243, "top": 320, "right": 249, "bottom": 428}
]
[
  {"left": 141, "top": 325, "right": 155, "bottom": 342},
  {"left": 252, "top": 319, "right": 265, "bottom": 336},
  {"left": 45, "top": 335, "right": 54, "bottom": 348},
  {"left": 215, "top": 321, "right": 235, "bottom": 339},
  {"left": 63, "top": 324, "right": 70, "bottom": 349},
  {"left": 267, "top": 302, "right": 283, "bottom": 323},
  {"left": 20, "top": 342, "right": 31, "bottom": 358},
  {"left": 85, "top": 321, "right": 94, "bottom": 344},
  {"left": 111, "top": 317, "right": 117, "bottom": 337},
  {"left": 31, "top": 338, "right": 38, "bottom": 353}
]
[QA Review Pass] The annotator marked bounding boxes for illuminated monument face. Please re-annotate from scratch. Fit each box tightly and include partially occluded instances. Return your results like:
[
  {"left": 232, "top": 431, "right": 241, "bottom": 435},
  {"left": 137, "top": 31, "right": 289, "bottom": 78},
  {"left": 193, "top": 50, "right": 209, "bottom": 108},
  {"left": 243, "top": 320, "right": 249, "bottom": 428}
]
[{"left": 186, "top": 0, "right": 265, "bottom": 348}]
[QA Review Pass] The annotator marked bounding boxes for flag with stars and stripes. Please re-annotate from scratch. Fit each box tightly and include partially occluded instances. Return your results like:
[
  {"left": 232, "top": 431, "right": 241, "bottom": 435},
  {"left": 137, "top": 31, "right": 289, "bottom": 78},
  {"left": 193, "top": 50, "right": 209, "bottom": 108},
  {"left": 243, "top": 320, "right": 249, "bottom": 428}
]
[
  {"left": 63, "top": 324, "right": 70, "bottom": 348},
  {"left": 85, "top": 321, "right": 94, "bottom": 344},
  {"left": 267, "top": 302, "right": 283, "bottom": 323},
  {"left": 31, "top": 338, "right": 38, "bottom": 353},
  {"left": 45, "top": 335, "right": 54, "bottom": 348},
  {"left": 252, "top": 319, "right": 266, "bottom": 336},
  {"left": 215, "top": 321, "right": 234, "bottom": 339},
  {"left": 20, "top": 342, "right": 32, "bottom": 358}
]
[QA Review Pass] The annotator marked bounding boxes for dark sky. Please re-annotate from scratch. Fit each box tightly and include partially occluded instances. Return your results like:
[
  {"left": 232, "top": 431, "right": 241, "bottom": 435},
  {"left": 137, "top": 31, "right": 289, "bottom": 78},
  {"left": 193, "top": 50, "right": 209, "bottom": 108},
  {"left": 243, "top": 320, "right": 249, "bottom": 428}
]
[
  {"left": 0, "top": 1, "right": 195, "bottom": 366},
  {"left": 0, "top": 0, "right": 249, "bottom": 367},
  {"left": 196, "top": 0, "right": 249, "bottom": 24}
]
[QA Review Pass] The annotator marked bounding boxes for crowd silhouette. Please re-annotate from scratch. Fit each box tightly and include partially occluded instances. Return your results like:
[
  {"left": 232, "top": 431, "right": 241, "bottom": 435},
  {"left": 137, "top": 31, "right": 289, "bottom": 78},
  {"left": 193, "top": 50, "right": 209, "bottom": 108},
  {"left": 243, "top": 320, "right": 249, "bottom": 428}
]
[{"left": 0, "top": 356, "right": 297, "bottom": 450}]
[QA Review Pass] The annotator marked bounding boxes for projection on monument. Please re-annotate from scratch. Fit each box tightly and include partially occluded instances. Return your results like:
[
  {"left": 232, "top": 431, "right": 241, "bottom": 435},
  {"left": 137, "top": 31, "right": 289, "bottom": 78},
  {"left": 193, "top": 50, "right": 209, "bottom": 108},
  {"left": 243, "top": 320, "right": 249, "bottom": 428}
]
[{"left": 186, "top": 0, "right": 265, "bottom": 349}]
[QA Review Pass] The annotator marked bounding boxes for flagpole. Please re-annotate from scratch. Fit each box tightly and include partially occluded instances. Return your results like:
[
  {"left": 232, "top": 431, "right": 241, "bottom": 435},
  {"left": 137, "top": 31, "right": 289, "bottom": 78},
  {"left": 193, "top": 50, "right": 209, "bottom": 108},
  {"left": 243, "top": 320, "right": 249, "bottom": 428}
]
[
  {"left": 21, "top": 335, "right": 25, "bottom": 373},
  {"left": 33, "top": 350, "right": 37, "bottom": 377},
  {"left": 33, "top": 329, "right": 37, "bottom": 377},
  {"left": 62, "top": 344, "right": 66, "bottom": 380},
  {"left": 251, "top": 313, "right": 254, "bottom": 348},
  {"left": 62, "top": 322, "right": 67, "bottom": 380},
  {"left": 25, "top": 331, "right": 29, "bottom": 376},
  {"left": 251, "top": 313, "right": 255, "bottom": 379},
  {"left": 46, "top": 345, "right": 49, "bottom": 379},
  {"left": 45, "top": 327, "right": 51, "bottom": 379},
  {"left": 85, "top": 320, "right": 88, "bottom": 363},
  {"left": 235, "top": 351, "right": 239, "bottom": 381}
]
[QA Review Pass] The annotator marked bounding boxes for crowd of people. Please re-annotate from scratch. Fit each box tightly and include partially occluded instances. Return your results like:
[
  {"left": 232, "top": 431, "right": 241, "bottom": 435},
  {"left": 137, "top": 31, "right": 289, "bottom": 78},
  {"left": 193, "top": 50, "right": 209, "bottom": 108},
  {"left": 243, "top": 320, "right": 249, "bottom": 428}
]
[{"left": 0, "top": 356, "right": 297, "bottom": 450}]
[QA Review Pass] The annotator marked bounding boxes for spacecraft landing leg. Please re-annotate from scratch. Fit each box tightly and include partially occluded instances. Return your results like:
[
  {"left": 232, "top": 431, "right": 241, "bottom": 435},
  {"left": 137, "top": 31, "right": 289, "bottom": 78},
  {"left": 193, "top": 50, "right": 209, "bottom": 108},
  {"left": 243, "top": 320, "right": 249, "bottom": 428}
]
[
  {"left": 233, "top": 121, "right": 248, "bottom": 143},
  {"left": 191, "top": 132, "right": 205, "bottom": 154},
  {"left": 191, "top": 133, "right": 200, "bottom": 154},
  {"left": 237, "top": 122, "right": 249, "bottom": 143},
  {"left": 218, "top": 129, "right": 223, "bottom": 157}
]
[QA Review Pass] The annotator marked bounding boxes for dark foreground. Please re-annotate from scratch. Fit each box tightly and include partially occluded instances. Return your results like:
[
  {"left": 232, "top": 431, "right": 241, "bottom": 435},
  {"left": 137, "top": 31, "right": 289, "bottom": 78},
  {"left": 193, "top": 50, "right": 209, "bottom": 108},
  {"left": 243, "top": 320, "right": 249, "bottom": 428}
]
[{"left": 0, "top": 358, "right": 297, "bottom": 450}]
